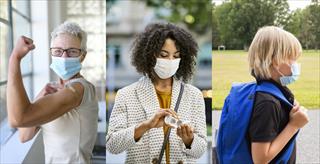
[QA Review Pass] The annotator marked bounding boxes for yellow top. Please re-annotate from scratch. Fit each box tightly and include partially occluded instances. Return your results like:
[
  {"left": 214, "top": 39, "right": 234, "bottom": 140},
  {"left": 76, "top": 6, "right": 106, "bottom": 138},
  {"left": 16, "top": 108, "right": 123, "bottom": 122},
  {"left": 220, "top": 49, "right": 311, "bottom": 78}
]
[{"left": 156, "top": 89, "right": 172, "bottom": 164}]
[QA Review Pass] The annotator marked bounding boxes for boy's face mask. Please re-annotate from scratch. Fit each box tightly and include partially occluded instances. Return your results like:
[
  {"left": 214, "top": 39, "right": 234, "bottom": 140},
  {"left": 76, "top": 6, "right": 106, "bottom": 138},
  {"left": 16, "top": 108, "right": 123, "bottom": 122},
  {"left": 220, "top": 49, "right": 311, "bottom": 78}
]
[
  {"left": 278, "top": 62, "right": 301, "bottom": 86},
  {"left": 50, "top": 56, "right": 82, "bottom": 80}
]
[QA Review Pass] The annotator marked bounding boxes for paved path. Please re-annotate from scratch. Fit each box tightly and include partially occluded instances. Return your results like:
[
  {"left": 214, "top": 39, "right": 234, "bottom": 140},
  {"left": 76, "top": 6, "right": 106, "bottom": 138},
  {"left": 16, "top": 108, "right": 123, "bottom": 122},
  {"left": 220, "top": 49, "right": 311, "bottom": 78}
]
[{"left": 212, "top": 109, "right": 320, "bottom": 164}]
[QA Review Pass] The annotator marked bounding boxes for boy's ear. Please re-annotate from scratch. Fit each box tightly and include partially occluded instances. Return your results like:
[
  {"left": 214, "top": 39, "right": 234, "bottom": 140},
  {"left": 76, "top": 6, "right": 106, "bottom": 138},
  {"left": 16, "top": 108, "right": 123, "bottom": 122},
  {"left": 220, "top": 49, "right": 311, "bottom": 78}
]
[{"left": 271, "top": 58, "right": 279, "bottom": 68}]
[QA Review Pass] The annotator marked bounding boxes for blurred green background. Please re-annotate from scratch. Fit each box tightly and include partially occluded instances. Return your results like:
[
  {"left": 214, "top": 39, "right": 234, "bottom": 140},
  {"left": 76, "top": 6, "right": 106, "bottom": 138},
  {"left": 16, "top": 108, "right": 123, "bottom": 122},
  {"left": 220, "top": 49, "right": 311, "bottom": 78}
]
[
  {"left": 212, "top": 50, "right": 320, "bottom": 110},
  {"left": 212, "top": 0, "right": 320, "bottom": 110}
]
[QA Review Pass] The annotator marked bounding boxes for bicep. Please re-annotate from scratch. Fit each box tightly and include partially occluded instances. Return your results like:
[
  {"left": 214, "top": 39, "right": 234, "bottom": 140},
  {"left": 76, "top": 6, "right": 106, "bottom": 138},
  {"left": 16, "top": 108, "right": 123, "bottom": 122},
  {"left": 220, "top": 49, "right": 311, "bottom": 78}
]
[{"left": 20, "top": 83, "right": 84, "bottom": 127}]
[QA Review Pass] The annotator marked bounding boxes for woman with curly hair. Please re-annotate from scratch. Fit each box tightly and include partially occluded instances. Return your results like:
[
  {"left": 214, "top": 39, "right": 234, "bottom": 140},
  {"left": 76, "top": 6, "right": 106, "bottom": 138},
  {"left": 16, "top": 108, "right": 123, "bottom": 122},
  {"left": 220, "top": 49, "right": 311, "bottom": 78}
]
[{"left": 106, "top": 23, "right": 207, "bottom": 163}]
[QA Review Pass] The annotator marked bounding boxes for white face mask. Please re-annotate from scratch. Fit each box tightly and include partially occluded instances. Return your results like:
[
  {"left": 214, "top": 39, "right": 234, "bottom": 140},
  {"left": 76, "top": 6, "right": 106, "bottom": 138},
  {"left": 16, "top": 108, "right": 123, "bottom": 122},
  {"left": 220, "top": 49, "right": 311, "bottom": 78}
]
[{"left": 154, "top": 58, "right": 181, "bottom": 79}]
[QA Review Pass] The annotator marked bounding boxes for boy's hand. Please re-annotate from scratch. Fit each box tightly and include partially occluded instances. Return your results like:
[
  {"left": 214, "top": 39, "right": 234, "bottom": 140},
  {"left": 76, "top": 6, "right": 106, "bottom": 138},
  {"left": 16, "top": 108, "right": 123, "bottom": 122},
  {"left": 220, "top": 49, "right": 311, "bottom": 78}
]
[{"left": 289, "top": 105, "right": 309, "bottom": 130}]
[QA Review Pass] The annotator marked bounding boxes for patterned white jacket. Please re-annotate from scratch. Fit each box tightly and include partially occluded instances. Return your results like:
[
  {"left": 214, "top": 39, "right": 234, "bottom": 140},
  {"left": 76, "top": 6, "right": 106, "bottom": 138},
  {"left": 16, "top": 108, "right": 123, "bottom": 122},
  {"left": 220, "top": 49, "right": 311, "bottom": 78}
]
[{"left": 106, "top": 77, "right": 207, "bottom": 164}]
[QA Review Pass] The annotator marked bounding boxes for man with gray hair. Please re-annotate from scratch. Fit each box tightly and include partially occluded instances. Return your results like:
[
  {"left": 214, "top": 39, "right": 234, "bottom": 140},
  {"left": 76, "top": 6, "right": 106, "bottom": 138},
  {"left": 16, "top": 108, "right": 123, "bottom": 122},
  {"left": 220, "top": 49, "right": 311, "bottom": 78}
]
[{"left": 7, "top": 21, "right": 99, "bottom": 163}]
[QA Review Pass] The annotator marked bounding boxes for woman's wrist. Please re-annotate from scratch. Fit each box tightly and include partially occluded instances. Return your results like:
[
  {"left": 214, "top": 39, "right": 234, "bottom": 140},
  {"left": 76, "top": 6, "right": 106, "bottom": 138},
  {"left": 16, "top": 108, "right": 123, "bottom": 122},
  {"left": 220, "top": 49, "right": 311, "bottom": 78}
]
[
  {"left": 140, "top": 120, "right": 151, "bottom": 131},
  {"left": 10, "top": 51, "right": 24, "bottom": 61},
  {"left": 184, "top": 136, "right": 194, "bottom": 148},
  {"left": 9, "top": 54, "right": 21, "bottom": 65},
  {"left": 134, "top": 121, "right": 150, "bottom": 142}
]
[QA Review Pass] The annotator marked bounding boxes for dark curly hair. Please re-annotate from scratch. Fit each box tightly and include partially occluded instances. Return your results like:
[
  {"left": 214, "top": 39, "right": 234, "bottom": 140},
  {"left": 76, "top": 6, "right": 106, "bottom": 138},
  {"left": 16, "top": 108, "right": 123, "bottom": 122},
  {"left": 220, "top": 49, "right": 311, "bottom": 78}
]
[{"left": 131, "top": 22, "right": 198, "bottom": 82}]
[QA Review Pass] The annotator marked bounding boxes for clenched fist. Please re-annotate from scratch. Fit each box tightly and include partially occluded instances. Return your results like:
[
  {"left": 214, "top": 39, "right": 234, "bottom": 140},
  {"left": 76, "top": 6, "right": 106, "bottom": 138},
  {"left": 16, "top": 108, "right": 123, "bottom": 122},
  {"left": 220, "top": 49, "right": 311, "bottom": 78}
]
[
  {"left": 11, "top": 36, "right": 35, "bottom": 60},
  {"left": 288, "top": 104, "right": 309, "bottom": 130}
]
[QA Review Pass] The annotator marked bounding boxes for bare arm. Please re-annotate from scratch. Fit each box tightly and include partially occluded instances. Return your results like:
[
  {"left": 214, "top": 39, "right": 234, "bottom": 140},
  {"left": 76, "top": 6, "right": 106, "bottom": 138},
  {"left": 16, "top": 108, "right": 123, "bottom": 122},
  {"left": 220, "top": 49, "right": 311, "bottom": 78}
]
[
  {"left": 18, "top": 127, "right": 40, "bottom": 143},
  {"left": 17, "top": 83, "right": 61, "bottom": 142},
  {"left": 251, "top": 105, "right": 308, "bottom": 163},
  {"left": 7, "top": 36, "right": 84, "bottom": 128}
]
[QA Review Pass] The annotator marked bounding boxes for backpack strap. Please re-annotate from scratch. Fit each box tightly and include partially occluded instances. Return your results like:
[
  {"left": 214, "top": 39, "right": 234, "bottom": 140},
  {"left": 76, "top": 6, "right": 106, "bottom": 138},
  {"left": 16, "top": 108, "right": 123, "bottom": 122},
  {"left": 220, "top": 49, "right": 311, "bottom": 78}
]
[
  {"left": 256, "top": 81, "right": 293, "bottom": 108},
  {"left": 256, "top": 81, "right": 297, "bottom": 163}
]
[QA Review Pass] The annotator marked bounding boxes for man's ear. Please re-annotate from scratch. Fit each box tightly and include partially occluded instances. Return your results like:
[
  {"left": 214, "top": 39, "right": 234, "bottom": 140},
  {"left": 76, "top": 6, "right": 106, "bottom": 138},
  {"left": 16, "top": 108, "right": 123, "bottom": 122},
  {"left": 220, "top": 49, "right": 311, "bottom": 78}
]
[{"left": 80, "top": 51, "right": 87, "bottom": 62}]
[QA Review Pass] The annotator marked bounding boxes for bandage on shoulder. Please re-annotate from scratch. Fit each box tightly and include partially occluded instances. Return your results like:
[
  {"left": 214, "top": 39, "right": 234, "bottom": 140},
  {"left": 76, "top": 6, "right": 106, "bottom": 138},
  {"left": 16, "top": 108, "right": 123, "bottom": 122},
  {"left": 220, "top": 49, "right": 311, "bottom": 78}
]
[{"left": 66, "top": 85, "right": 79, "bottom": 96}]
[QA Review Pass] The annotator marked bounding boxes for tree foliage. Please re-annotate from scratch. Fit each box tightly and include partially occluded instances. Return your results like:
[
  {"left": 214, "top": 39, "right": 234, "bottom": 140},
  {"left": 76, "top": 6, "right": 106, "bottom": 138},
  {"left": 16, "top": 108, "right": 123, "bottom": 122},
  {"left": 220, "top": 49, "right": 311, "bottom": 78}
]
[
  {"left": 212, "top": 4, "right": 220, "bottom": 48},
  {"left": 212, "top": 0, "right": 290, "bottom": 50},
  {"left": 145, "top": 0, "right": 211, "bottom": 35},
  {"left": 285, "top": 1, "right": 320, "bottom": 49}
]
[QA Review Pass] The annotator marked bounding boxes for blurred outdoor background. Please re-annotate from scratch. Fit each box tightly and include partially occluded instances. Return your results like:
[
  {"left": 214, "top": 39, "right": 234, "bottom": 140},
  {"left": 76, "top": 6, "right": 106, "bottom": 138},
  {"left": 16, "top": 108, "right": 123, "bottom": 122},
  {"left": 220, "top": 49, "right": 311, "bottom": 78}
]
[
  {"left": 212, "top": 0, "right": 319, "bottom": 163},
  {"left": 106, "top": 0, "right": 212, "bottom": 163}
]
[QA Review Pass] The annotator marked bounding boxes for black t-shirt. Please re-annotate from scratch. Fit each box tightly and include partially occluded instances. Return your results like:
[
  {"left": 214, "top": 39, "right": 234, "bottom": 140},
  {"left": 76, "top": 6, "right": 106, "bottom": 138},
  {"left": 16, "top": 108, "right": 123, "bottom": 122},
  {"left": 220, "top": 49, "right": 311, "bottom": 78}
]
[{"left": 248, "top": 79, "right": 296, "bottom": 164}]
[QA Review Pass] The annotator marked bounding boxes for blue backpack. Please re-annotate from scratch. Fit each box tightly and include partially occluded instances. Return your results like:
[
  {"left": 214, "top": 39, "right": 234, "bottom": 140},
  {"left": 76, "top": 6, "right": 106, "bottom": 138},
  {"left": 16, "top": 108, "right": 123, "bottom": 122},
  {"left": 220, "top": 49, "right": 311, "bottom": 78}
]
[{"left": 216, "top": 81, "right": 297, "bottom": 164}]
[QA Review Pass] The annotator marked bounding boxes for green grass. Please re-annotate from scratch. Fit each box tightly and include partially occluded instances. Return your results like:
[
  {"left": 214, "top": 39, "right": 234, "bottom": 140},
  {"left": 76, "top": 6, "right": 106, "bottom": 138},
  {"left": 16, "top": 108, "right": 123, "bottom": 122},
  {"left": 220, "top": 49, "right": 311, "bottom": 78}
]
[
  {"left": 207, "top": 124, "right": 212, "bottom": 136},
  {"left": 212, "top": 50, "right": 320, "bottom": 110}
]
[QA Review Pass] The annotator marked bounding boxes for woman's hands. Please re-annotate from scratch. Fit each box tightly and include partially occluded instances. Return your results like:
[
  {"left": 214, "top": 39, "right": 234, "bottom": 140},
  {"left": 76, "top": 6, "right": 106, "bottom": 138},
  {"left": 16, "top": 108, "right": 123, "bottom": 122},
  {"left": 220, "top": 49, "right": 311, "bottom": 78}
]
[
  {"left": 134, "top": 109, "right": 176, "bottom": 141},
  {"left": 134, "top": 109, "right": 194, "bottom": 147},
  {"left": 11, "top": 36, "right": 35, "bottom": 61},
  {"left": 145, "top": 109, "right": 178, "bottom": 129},
  {"left": 177, "top": 124, "right": 194, "bottom": 148}
]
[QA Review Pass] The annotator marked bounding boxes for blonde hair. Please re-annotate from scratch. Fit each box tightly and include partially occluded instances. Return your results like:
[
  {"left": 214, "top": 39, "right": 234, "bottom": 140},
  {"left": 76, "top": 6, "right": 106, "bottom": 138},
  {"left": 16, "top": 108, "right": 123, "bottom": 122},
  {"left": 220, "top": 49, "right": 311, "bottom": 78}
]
[{"left": 248, "top": 26, "right": 302, "bottom": 79}]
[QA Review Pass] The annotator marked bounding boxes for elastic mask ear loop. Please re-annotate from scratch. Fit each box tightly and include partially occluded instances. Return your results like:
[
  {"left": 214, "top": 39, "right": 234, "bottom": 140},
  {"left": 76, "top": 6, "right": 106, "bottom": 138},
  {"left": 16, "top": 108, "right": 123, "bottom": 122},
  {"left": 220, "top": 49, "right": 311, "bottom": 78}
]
[
  {"left": 273, "top": 65, "right": 285, "bottom": 77},
  {"left": 274, "top": 62, "right": 292, "bottom": 77}
]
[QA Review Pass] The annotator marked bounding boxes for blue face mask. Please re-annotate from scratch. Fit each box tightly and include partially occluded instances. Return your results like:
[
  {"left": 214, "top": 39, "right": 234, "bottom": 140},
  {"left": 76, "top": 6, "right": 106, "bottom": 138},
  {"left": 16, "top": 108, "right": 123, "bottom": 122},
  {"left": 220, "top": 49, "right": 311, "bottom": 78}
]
[
  {"left": 50, "top": 56, "right": 82, "bottom": 80},
  {"left": 279, "top": 62, "right": 301, "bottom": 86}
]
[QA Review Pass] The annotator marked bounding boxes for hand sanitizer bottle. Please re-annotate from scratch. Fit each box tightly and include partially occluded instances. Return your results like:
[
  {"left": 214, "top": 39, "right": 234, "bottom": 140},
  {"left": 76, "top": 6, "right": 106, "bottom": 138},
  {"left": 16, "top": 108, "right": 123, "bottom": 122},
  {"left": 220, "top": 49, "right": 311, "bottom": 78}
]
[{"left": 164, "top": 115, "right": 183, "bottom": 128}]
